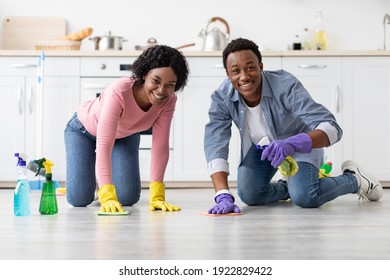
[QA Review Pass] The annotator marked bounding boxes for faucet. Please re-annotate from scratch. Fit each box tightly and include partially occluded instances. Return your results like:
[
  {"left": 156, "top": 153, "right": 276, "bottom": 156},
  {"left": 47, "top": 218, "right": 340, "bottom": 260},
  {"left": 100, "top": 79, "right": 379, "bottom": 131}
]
[{"left": 383, "top": 13, "right": 390, "bottom": 50}]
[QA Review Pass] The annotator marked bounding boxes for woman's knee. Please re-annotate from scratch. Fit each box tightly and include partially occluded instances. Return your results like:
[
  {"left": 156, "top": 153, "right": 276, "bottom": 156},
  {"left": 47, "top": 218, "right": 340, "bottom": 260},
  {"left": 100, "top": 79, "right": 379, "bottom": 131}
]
[
  {"left": 66, "top": 193, "right": 94, "bottom": 207},
  {"left": 119, "top": 193, "right": 141, "bottom": 206}
]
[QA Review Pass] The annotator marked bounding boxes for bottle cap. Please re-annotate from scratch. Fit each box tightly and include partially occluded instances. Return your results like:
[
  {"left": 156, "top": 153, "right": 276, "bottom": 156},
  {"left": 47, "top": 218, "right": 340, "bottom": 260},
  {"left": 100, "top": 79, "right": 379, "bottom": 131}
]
[
  {"left": 14, "top": 153, "right": 27, "bottom": 166},
  {"left": 43, "top": 159, "right": 54, "bottom": 174}
]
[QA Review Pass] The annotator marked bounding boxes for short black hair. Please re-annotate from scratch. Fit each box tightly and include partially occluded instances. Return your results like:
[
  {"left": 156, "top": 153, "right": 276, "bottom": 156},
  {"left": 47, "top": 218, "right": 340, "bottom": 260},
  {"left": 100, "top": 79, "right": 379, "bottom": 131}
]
[
  {"left": 131, "top": 45, "right": 189, "bottom": 92},
  {"left": 222, "top": 38, "right": 262, "bottom": 69}
]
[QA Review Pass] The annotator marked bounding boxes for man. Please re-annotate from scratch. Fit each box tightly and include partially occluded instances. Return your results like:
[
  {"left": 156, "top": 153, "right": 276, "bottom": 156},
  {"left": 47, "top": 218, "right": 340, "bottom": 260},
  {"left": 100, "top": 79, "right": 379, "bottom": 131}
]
[{"left": 204, "top": 38, "right": 383, "bottom": 214}]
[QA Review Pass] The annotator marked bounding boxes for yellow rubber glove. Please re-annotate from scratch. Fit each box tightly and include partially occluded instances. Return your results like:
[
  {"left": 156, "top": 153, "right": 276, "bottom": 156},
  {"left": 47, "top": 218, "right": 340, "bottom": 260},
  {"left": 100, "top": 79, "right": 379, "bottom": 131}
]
[
  {"left": 97, "top": 184, "right": 124, "bottom": 213},
  {"left": 149, "top": 182, "right": 181, "bottom": 212}
]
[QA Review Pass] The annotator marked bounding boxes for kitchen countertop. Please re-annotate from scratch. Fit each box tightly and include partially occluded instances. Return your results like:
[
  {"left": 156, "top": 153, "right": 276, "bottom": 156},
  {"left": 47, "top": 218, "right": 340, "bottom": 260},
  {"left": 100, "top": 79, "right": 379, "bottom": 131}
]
[{"left": 1, "top": 50, "right": 390, "bottom": 57}]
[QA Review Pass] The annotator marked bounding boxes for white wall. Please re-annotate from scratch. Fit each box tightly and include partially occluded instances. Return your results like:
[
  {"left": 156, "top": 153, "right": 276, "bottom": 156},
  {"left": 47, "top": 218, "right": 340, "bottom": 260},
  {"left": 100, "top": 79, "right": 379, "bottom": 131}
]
[{"left": 1, "top": 0, "right": 389, "bottom": 51}]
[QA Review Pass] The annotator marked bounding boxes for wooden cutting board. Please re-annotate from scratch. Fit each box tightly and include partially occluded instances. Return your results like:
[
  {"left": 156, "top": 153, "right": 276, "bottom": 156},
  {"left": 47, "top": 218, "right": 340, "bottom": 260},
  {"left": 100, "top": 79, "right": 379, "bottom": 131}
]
[{"left": 1, "top": 16, "right": 66, "bottom": 50}]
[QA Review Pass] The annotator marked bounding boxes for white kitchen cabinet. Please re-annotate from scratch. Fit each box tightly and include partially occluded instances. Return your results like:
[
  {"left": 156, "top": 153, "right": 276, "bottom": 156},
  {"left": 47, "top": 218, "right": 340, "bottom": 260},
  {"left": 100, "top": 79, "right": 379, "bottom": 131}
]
[
  {"left": 0, "top": 57, "right": 80, "bottom": 182},
  {"left": 342, "top": 57, "right": 390, "bottom": 181},
  {"left": 282, "top": 57, "right": 343, "bottom": 175},
  {"left": 263, "top": 56, "right": 283, "bottom": 71},
  {"left": 172, "top": 57, "right": 235, "bottom": 181},
  {"left": 0, "top": 76, "right": 34, "bottom": 181}
]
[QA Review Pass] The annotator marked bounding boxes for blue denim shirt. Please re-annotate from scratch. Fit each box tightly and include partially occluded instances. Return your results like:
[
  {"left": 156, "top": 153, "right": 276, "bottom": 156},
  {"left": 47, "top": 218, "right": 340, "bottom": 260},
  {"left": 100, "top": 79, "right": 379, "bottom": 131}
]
[{"left": 204, "top": 70, "right": 343, "bottom": 175}]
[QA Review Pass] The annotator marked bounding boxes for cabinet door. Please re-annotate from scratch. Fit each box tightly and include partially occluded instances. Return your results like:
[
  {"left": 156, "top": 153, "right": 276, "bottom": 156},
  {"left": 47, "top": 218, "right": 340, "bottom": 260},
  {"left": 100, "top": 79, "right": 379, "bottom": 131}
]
[
  {"left": 0, "top": 77, "right": 27, "bottom": 180},
  {"left": 80, "top": 78, "right": 115, "bottom": 103},
  {"left": 173, "top": 76, "right": 240, "bottom": 181},
  {"left": 30, "top": 77, "right": 80, "bottom": 181},
  {"left": 343, "top": 57, "right": 390, "bottom": 181},
  {"left": 282, "top": 57, "right": 343, "bottom": 175},
  {"left": 263, "top": 57, "right": 282, "bottom": 71}
]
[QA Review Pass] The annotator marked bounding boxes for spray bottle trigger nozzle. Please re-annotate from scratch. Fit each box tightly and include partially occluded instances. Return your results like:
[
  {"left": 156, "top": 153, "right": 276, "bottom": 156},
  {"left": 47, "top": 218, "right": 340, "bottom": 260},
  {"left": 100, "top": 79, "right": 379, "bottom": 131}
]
[{"left": 257, "top": 136, "right": 271, "bottom": 150}]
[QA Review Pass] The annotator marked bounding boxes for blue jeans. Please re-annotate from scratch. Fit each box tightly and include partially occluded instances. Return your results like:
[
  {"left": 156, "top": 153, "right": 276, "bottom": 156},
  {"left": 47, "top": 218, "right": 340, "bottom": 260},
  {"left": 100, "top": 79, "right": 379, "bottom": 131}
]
[
  {"left": 237, "top": 144, "right": 359, "bottom": 208},
  {"left": 64, "top": 113, "right": 141, "bottom": 207}
]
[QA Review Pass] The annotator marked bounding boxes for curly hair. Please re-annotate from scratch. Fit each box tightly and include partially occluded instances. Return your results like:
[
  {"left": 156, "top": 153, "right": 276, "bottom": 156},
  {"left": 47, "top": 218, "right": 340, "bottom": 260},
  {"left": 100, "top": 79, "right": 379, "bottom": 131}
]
[
  {"left": 131, "top": 45, "right": 189, "bottom": 92},
  {"left": 222, "top": 38, "right": 262, "bottom": 69}
]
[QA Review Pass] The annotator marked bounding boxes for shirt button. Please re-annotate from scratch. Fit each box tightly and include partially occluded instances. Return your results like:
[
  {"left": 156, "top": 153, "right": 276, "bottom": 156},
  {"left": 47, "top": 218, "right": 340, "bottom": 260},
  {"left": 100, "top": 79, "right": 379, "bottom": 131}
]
[{"left": 240, "top": 110, "right": 243, "bottom": 113}]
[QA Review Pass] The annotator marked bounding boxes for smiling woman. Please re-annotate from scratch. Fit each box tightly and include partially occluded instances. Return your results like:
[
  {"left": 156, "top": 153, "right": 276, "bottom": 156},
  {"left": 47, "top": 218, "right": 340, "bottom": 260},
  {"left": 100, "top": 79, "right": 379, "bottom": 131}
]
[{"left": 64, "top": 45, "right": 189, "bottom": 214}]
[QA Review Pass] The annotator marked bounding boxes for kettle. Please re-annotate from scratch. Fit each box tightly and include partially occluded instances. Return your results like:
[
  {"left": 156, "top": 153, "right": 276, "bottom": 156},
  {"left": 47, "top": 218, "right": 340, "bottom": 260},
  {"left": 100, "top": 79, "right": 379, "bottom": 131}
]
[{"left": 199, "top": 17, "right": 230, "bottom": 51}]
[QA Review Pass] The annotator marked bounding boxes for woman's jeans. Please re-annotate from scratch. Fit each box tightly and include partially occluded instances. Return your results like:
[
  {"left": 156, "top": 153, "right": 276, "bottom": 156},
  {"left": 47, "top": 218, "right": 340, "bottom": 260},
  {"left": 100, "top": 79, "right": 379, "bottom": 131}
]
[
  {"left": 237, "top": 144, "right": 359, "bottom": 208},
  {"left": 64, "top": 113, "right": 141, "bottom": 207}
]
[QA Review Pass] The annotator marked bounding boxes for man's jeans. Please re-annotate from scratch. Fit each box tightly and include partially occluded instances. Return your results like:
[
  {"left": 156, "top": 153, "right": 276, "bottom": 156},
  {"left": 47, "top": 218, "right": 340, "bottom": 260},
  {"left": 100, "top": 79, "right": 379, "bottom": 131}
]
[{"left": 237, "top": 144, "right": 358, "bottom": 208}]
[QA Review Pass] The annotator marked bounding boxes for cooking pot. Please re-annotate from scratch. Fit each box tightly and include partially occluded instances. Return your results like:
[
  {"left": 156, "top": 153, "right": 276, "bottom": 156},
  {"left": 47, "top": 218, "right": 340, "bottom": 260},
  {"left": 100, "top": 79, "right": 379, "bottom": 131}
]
[
  {"left": 135, "top": 38, "right": 196, "bottom": 51},
  {"left": 135, "top": 37, "right": 157, "bottom": 50},
  {"left": 89, "top": 31, "right": 127, "bottom": 50},
  {"left": 199, "top": 17, "right": 230, "bottom": 51}
]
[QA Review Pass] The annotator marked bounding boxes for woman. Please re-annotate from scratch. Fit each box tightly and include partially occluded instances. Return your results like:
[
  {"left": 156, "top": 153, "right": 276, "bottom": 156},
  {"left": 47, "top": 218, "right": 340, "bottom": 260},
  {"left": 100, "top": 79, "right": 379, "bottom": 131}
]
[
  {"left": 64, "top": 45, "right": 189, "bottom": 213},
  {"left": 204, "top": 38, "right": 383, "bottom": 214}
]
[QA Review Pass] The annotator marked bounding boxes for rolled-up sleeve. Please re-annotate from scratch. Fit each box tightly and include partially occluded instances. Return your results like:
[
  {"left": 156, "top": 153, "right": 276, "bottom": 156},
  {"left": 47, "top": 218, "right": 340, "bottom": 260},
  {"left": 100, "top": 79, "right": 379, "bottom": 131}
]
[
  {"left": 204, "top": 89, "right": 233, "bottom": 176},
  {"left": 316, "top": 121, "right": 339, "bottom": 145}
]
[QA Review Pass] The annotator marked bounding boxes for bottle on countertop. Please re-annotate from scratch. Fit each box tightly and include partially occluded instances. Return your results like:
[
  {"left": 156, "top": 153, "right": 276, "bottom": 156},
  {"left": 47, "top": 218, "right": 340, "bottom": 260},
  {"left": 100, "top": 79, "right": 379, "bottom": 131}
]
[
  {"left": 301, "top": 28, "right": 313, "bottom": 50},
  {"left": 34, "top": 158, "right": 58, "bottom": 215},
  {"left": 313, "top": 11, "right": 327, "bottom": 50},
  {"left": 292, "top": 34, "right": 302, "bottom": 50},
  {"left": 14, "top": 153, "right": 31, "bottom": 216}
]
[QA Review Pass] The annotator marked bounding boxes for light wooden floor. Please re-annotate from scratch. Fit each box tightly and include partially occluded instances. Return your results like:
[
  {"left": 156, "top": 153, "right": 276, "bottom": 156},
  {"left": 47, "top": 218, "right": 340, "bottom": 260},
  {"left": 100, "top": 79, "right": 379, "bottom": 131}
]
[{"left": 0, "top": 187, "right": 389, "bottom": 260}]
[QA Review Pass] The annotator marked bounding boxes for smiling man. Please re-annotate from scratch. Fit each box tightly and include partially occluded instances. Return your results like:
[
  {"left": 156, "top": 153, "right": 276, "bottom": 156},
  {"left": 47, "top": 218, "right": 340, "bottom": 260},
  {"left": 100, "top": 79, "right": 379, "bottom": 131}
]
[{"left": 204, "top": 38, "right": 383, "bottom": 214}]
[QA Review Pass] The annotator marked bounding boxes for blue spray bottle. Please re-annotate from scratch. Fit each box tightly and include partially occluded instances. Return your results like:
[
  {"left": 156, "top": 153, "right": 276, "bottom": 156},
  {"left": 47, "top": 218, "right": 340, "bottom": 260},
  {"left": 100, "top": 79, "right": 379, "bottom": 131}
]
[{"left": 14, "top": 153, "right": 31, "bottom": 216}]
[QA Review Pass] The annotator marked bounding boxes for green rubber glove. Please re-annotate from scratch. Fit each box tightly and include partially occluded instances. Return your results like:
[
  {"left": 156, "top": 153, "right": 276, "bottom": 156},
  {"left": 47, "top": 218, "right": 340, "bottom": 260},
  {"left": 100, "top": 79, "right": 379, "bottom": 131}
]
[
  {"left": 97, "top": 184, "right": 124, "bottom": 213},
  {"left": 149, "top": 182, "right": 181, "bottom": 212}
]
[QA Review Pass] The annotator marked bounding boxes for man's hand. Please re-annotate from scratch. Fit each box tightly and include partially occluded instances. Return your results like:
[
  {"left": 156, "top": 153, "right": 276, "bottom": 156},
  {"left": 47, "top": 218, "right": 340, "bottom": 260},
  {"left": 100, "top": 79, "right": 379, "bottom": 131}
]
[
  {"left": 208, "top": 193, "right": 240, "bottom": 214},
  {"left": 261, "top": 133, "right": 312, "bottom": 168}
]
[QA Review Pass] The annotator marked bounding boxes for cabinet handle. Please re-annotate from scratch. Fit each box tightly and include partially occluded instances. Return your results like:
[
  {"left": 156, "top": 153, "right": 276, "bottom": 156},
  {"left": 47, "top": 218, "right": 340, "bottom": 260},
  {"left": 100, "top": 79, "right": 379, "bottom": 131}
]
[
  {"left": 17, "top": 87, "right": 23, "bottom": 115},
  {"left": 333, "top": 85, "right": 341, "bottom": 113},
  {"left": 100, "top": 64, "right": 107, "bottom": 70},
  {"left": 120, "top": 64, "right": 133, "bottom": 71},
  {"left": 28, "top": 85, "right": 34, "bottom": 114},
  {"left": 11, "top": 64, "right": 38, "bottom": 68},
  {"left": 298, "top": 64, "right": 327, "bottom": 69}
]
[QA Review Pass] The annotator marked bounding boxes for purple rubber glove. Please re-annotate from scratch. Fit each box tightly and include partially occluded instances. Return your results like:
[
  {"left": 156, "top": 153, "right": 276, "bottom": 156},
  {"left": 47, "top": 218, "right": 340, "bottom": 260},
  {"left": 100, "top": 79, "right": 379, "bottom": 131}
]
[
  {"left": 208, "top": 193, "right": 241, "bottom": 214},
  {"left": 260, "top": 133, "right": 312, "bottom": 168}
]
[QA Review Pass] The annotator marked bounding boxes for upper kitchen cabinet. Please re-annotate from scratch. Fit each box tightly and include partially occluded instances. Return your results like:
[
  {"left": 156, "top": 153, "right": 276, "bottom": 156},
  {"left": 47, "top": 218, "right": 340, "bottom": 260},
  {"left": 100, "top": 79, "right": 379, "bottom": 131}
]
[
  {"left": 0, "top": 56, "right": 80, "bottom": 181},
  {"left": 282, "top": 57, "right": 343, "bottom": 175},
  {"left": 342, "top": 57, "right": 390, "bottom": 182}
]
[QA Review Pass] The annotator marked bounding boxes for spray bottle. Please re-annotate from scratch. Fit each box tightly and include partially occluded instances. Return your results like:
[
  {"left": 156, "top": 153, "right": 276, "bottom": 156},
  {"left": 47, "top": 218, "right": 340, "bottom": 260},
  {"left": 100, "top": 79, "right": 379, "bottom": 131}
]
[
  {"left": 256, "top": 137, "right": 299, "bottom": 177},
  {"left": 14, "top": 153, "right": 31, "bottom": 216},
  {"left": 319, "top": 161, "right": 332, "bottom": 178},
  {"left": 34, "top": 158, "right": 58, "bottom": 215}
]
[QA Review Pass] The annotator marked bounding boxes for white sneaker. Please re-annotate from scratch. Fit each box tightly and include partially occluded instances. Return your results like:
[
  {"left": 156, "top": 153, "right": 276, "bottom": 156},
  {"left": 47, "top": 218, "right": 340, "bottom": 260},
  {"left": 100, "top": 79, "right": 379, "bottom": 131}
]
[{"left": 341, "top": 160, "right": 383, "bottom": 201}]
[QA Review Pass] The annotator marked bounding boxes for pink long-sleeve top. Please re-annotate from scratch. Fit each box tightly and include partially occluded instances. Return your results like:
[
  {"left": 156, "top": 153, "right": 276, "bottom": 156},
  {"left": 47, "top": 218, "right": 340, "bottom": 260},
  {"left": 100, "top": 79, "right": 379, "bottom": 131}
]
[{"left": 77, "top": 77, "right": 176, "bottom": 186}]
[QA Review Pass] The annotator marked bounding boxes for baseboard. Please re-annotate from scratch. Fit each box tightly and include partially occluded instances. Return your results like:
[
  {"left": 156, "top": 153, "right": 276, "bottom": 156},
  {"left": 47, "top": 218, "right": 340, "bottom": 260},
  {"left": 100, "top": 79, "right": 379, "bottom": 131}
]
[{"left": 1, "top": 180, "right": 389, "bottom": 189}]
